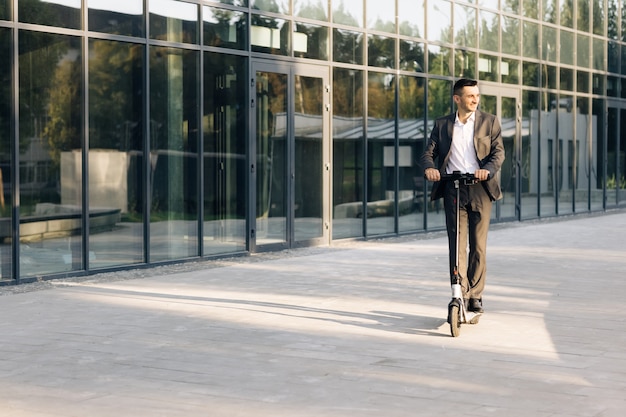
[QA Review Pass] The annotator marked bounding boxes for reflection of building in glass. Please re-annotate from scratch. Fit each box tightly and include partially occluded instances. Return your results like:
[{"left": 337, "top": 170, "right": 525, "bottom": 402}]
[{"left": 1, "top": 0, "right": 625, "bottom": 283}]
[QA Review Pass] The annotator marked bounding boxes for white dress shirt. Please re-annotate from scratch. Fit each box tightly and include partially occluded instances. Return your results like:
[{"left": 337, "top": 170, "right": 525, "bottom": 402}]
[{"left": 447, "top": 111, "right": 480, "bottom": 174}]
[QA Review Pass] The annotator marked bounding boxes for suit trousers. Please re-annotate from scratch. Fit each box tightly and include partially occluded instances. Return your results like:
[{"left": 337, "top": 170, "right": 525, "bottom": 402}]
[{"left": 443, "top": 181, "right": 493, "bottom": 300}]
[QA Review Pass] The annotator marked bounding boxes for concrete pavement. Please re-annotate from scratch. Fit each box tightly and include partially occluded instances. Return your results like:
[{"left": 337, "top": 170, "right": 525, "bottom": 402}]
[{"left": 1, "top": 211, "right": 626, "bottom": 416}]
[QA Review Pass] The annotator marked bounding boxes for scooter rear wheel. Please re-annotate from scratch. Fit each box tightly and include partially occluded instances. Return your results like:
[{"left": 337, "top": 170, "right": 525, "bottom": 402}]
[{"left": 449, "top": 304, "right": 461, "bottom": 337}]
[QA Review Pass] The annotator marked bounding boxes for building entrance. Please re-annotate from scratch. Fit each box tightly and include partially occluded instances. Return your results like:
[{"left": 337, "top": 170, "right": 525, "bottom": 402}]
[{"left": 249, "top": 61, "right": 331, "bottom": 251}]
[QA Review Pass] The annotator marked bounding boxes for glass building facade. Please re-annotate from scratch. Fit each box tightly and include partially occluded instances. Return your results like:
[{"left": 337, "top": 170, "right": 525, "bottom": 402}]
[{"left": 1, "top": 0, "right": 625, "bottom": 284}]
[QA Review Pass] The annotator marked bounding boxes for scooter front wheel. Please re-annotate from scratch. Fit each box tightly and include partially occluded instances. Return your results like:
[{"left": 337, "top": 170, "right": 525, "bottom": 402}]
[{"left": 449, "top": 304, "right": 461, "bottom": 337}]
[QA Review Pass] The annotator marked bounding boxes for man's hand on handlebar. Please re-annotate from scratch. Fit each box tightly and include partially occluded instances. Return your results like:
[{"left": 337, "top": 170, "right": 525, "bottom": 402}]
[
  {"left": 424, "top": 168, "right": 490, "bottom": 182},
  {"left": 474, "top": 169, "right": 490, "bottom": 181},
  {"left": 424, "top": 168, "right": 440, "bottom": 182}
]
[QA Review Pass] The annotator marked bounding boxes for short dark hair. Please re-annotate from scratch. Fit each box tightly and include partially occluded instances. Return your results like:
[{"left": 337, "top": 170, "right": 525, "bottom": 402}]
[{"left": 453, "top": 78, "right": 478, "bottom": 96}]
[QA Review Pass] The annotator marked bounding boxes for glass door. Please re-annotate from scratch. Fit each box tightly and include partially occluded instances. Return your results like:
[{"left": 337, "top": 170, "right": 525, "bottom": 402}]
[
  {"left": 250, "top": 61, "right": 330, "bottom": 250},
  {"left": 479, "top": 84, "right": 521, "bottom": 221}
]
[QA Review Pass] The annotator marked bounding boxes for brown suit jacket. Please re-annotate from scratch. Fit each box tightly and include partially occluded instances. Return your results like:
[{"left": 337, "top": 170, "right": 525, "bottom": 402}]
[{"left": 420, "top": 110, "right": 505, "bottom": 201}]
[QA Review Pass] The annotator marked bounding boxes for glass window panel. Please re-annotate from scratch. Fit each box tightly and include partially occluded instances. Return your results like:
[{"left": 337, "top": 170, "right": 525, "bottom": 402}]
[
  {"left": 455, "top": 4, "right": 477, "bottom": 48},
  {"left": 542, "top": 26, "right": 557, "bottom": 62},
  {"left": 368, "top": 35, "right": 395, "bottom": 68},
  {"left": 592, "top": 73, "right": 604, "bottom": 95},
  {"left": 19, "top": 0, "right": 81, "bottom": 28},
  {"left": 560, "top": 0, "right": 573, "bottom": 28},
  {"left": 251, "top": 16, "right": 289, "bottom": 56},
  {"left": 0, "top": 0, "right": 8, "bottom": 20},
  {"left": 522, "top": 61, "right": 540, "bottom": 87},
  {"left": 590, "top": 98, "right": 604, "bottom": 210},
  {"left": 577, "top": 33, "right": 590, "bottom": 67},
  {"left": 576, "top": 70, "right": 589, "bottom": 93},
  {"left": 294, "top": 0, "right": 328, "bottom": 21},
  {"left": 478, "top": 53, "right": 498, "bottom": 82},
  {"left": 559, "top": 67, "right": 573, "bottom": 91},
  {"left": 427, "top": 45, "right": 451, "bottom": 76},
  {"left": 560, "top": 29, "right": 574, "bottom": 65},
  {"left": 522, "top": 0, "right": 539, "bottom": 19},
  {"left": 88, "top": 40, "right": 145, "bottom": 269},
  {"left": 615, "top": 109, "right": 626, "bottom": 205},
  {"left": 215, "top": 0, "right": 247, "bottom": 6},
  {"left": 577, "top": 0, "right": 590, "bottom": 32},
  {"left": 203, "top": 6, "right": 248, "bottom": 50},
  {"left": 607, "top": 76, "right": 619, "bottom": 97},
  {"left": 251, "top": 0, "right": 289, "bottom": 14},
  {"left": 542, "top": 0, "right": 557, "bottom": 23},
  {"left": 0, "top": 28, "right": 11, "bottom": 281},
  {"left": 544, "top": 64, "right": 557, "bottom": 89},
  {"left": 608, "top": 41, "right": 619, "bottom": 73},
  {"left": 254, "top": 70, "right": 287, "bottom": 245},
  {"left": 607, "top": 0, "right": 618, "bottom": 39},
  {"left": 479, "top": 10, "right": 499, "bottom": 52},
  {"left": 522, "top": 21, "right": 539, "bottom": 58},
  {"left": 203, "top": 52, "right": 247, "bottom": 255},
  {"left": 592, "top": 0, "right": 605, "bottom": 36},
  {"left": 502, "top": 15, "right": 520, "bottom": 56},
  {"left": 333, "top": 28, "right": 363, "bottom": 64},
  {"left": 607, "top": 107, "right": 618, "bottom": 206},
  {"left": 88, "top": 0, "right": 144, "bottom": 36},
  {"left": 503, "top": 0, "right": 520, "bottom": 14},
  {"left": 427, "top": 0, "right": 451, "bottom": 43},
  {"left": 592, "top": 37, "right": 604, "bottom": 71},
  {"left": 501, "top": 57, "right": 519, "bottom": 84},
  {"left": 332, "top": 0, "right": 363, "bottom": 28},
  {"left": 622, "top": 0, "right": 626, "bottom": 42},
  {"left": 332, "top": 68, "right": 364, "bottom": 239},
  {"left": 149, "top": 46, "right": 200, "bottom": 261},
  {"left": 367, "top": 0, "right": 395, "bottom": 33},
  {"left": 425, "top": 78, "right": 452, "bottom": 230},
  {"left": 454, "top": 49, "right": 476, "bottom": 79},
  {"left": 18, "top": 31, "right": 83, "bottom": 276},
  {"left": 520, "top": 90, "right": 539, "bottom": 219},
  {"left": 398, "top": 76, "right": 425, "bottom": 233},
  {"left": 574, "top": 96, "right": 591, "bottom": 213},
  {"left": 400, "top": 40, "right": 425, "bottom": 72},
  {"left": 540, "top": 92, "right": 557, "bottom": 216},
  {"left": 556, "top": 93, "right": 575, "bottom": 215},
  {"left": 366, "top": 72, "right": 395, "bottom": 236},
  {"left": 481, "top": 0, "right": 499, "bottom": 10},
  {"left": 294, "top": 22, "right": 328, "bottom": 60},
  {"left": 150, "top": 0, "right": 199, "bottom": 44},
  {"left": 621, "top": 44, "right": 626, "bottom": 75},
  {"left": 398, "top": 0, "right": 424, "bottom": 38}
]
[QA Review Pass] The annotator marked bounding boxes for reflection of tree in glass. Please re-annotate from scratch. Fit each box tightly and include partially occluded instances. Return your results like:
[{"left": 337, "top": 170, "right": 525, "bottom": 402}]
[
  {"left": 44, "top": 56, "right": 82, "bottom": 168},
  {"left": 332, "top": 68, "right": 363, "bottom": 118},
  {"left": 368, "top": 35, "right": 394, "bottom": 68},
  {"left": 368, "top": 73, "right": 394, "bottom": 119},
  {"left": 89, "top": 41, "right": 143, "bottom": 151},
  {"left": 332, "top": 2, "right": 360, "bottom": 28},
  {"left": 252, "top": 0, "right": 281, "bottom": 13},
  {"left": 560, "top": 0, "right": 573, "bottom": 27},
  {"left": 295, "top": 0, "right": 327, "bottom": 21}
]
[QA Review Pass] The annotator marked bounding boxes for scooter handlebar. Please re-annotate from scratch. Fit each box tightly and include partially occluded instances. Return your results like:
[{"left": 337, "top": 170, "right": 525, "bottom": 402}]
[{"left": 439, "top": 171, "right": 479, "bottom": 185}]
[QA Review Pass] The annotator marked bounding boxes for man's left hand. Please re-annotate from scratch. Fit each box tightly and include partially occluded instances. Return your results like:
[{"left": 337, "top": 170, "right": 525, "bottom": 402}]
[{"left": 474, "top": 169, "right": 490, "bottom": 181}]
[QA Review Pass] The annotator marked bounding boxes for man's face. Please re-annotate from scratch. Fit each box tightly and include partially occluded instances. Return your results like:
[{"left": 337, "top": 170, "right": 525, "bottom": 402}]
[{"left": 453, "top": 85, "right": 480, "bottom": 113}]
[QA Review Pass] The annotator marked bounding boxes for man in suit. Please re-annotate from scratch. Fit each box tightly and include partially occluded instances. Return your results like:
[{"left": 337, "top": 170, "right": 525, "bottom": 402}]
[{"left": 420, "top": 78, "right": 505, "bottom": 314}]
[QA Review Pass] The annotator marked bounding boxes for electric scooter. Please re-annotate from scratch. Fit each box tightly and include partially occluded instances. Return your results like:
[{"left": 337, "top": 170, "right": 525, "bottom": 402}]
[{"left": 440, "top": 171, "right": 482, "bottom": 337}]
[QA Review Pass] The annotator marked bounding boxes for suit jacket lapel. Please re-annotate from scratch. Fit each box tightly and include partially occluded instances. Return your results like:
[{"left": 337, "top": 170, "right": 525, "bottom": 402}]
[{"left": 442, "top": 113, "right": 456, "bottom": 170}]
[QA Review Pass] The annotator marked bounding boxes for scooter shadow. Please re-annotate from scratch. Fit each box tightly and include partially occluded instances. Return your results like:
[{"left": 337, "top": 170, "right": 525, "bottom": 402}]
[{"left": 369, "top": 311, "right": 451, "bottom": 337}]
